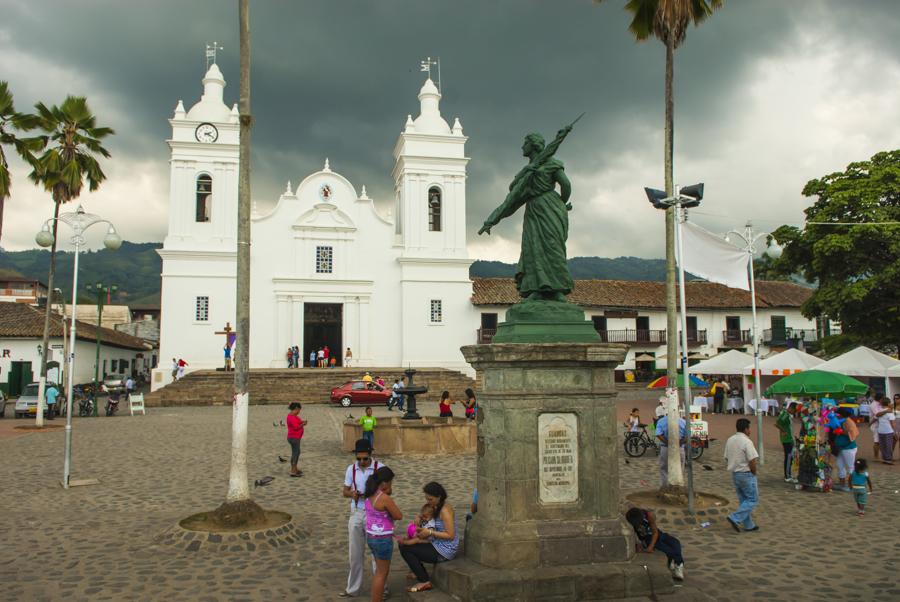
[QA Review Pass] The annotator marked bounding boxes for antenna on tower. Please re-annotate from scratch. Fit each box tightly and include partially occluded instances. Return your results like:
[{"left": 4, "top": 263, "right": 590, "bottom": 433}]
[
  {"left": 206, "top": 41, "right": 224, "bottom": 68},
  {"left": 419, "top": 56, "right": 441, "bottom": 92}
]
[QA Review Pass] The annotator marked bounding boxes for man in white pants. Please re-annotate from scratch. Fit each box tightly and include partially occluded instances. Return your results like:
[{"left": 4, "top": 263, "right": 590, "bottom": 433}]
[{"left": 339, "top": 439, "right": 384, "bottom": 598}]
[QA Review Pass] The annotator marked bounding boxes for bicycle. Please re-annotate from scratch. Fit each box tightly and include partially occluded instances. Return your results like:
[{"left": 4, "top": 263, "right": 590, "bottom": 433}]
[{"left": 624, "top": 424, "right": 704, "bottom": 460}]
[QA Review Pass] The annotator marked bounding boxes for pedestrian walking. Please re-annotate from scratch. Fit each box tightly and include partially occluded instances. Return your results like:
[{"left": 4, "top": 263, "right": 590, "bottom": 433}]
[
  {"left": 286, "top": 402, "right": 307, "bottom": 477},
  {"left": 318, "top": 348, "right": 325, "bottom": 368},
  {"left": 850, "top": 458, "right": 873, "bottom": 516},
  {"left": 345, "top": 347, "right": 353, "bottom": 368},
  {"left": 360, "top": 406, "right": 376, "bottom": 448},
  {"left": 725, "top": 418, "right": 760, "bottom": 532},
  {"left": 323, "top": 346, "right": 330, "bottom": 368},
  {"left": 176, "top": 358, "right": 188, "bottom": 380},
  {"left": 871, "top": 392, "right": 895, "bottom": 464},
  {"left": 125, "top": 375, "right": 135, "bottom": 395},
  {"left": 223, "top": 344, "right": 232, "bottom": 371},
  {"left": 339, "top": 439, "right": 383, "bottom": 598},
  {"left": 45, "top": 382, "right": 59, "bottom": 420},
  {"left": 309, "top": 350, "right": 317, "bottom": 368},
  {"left": 293, "top": 346, "right": 300, "bottom": 369},
  {"left": 833, "top": 407, "right": 859, "bottom": 492},
  {"left": 363, "top": 466, "right": 401, "bottom": 602},
  {"left": 287, "top": 348, "right": 294, "bottom": 368},
  {"left": 655, "top": 412, "right": 686, "bottom": 488},
  {"left": 171, "top": 357, "right": 178, "bottom": 380},
  {"left": 625, "top": 507, "right": 685, "bottom": 581},
  {"left": 893, "top": 394, "right": 900, "bottom": 456},
  {"left": 775, "top": 401, "right": 798, "bottom": 483}
]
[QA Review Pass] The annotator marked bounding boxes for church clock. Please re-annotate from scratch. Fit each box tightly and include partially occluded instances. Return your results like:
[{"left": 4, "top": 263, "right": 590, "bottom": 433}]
[{"left": 195, "top": 123, "right": 218, "bottom": 143}]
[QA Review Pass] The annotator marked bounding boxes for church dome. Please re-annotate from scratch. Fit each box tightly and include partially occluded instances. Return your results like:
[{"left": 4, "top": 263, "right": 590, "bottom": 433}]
[
  {"left": 412, "top": 78, "right": 451, "bottom": 135},
  {"left": 186, "top": 63, "right": 232, "bottom": 123}
]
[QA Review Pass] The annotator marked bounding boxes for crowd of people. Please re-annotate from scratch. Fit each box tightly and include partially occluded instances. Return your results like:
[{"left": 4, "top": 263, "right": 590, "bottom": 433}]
[{"left": 284, "top": 346, "right": 356, "bottom": 368}]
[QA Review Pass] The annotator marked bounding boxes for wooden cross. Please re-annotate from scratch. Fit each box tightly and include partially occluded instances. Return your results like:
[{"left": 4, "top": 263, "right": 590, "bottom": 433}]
[{"left": 215, "top": 322, "right": 236, "bottom": 348}]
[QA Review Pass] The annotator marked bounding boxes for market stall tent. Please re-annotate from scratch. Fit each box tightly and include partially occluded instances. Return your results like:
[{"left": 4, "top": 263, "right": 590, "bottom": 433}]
[
  {"left": 688, "top": 349, "right": 753, "bottom": 375},
  {"left": 888, "top": 363, "right": 900, "bottom": 398},
  {"left": 816, "top": 346, "right": 899, "bottom": 394},
  {"left": 740, "top": 348, "right": 825, "bottom": 409}
]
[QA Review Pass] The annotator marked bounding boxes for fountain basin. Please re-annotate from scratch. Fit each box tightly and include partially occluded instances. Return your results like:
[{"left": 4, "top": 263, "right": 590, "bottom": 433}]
[{"left": 342, "top": 415, "right": 475, "bottom": 455}]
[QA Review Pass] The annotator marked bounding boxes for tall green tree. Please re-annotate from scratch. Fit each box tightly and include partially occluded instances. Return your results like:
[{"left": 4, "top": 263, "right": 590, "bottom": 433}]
[
  {"left": 595, "top": 0, "right": 723, "bottom": 494},
  {"left": 772, "top": 150, "right": 900, "bottom": 352},
  {"left": 0, "top": 81, "right": 44, "bottom": 244},
  {"left": 29, "top": 96, "right": 113, "bottom": 427}
]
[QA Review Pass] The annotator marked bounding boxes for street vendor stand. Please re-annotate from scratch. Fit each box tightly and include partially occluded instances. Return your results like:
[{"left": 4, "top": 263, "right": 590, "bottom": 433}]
[{"left": 766, "top": 370, "right": 869, "bottom": 492}]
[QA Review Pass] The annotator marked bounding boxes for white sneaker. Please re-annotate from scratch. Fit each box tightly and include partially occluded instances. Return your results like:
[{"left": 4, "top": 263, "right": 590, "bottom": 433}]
[
  {"left": 784, "top": 477, "right": 792, "bottom": 482},
  {"left": 673, "top": 563, "right": 684, "bottom": 581}
]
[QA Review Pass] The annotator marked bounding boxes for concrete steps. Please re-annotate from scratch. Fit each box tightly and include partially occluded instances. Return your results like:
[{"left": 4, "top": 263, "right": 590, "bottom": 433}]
[{"left": 144, "top": 368, "right": 476, "bottom": 407}]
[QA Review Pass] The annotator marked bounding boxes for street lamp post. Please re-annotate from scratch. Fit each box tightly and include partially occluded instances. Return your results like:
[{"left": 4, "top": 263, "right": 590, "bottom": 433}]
[
  {"left": 86, "top": 282, "right": 117, "bottom": 416},
  {"left": 36, "top": 205, "right": 122, "bottom": 489},
  {"left": 725, "top": 222, "right": 782, "bottom": 466},
  {"left": 645, "top": 183, "right": 704, "bottom": 514}
]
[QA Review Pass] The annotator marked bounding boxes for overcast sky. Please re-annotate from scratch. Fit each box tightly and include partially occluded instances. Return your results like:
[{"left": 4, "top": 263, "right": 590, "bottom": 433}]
[{"left": 1, "top": 0, "right": 898, "bottom": 261}]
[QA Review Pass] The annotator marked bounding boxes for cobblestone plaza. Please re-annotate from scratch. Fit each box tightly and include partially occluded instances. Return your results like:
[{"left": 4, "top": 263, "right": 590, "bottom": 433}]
[{"left": 2, "top": 401, "right": 898, "bottom": 601}]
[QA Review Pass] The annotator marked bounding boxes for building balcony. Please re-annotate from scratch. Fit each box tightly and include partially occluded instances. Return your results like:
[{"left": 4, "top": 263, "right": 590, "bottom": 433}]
[
  {"left": 477, "top": 328, "right": 496, "bottom": 345},
  {"left": 763, "top": 328, "right": 819, "bottom": 347},
  {"left": 681, "top": 330, "right": 707, "bottom": 346},
  {"left": 599, "top": 329, "right": 667, "bottom": 344},
  {"left": 722, "top": 329, "right": 752, "bottom": 346}
]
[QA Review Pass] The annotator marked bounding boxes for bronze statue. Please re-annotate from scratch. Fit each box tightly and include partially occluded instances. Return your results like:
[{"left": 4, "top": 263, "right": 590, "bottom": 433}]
[{"left": 479, "top": 116, "right": 582, "bottom": 302}]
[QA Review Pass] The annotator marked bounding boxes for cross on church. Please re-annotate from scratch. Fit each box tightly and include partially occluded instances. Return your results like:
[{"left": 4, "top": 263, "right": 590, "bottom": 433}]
[
  {"left": 420, "top": 56, "right": 441, "bottom": 91},
  {"left": 216, "top": 322, "right": 236, "bottom": 370},
  {"left": 206, "top": 41, "right": 224, "bottom": 68}
]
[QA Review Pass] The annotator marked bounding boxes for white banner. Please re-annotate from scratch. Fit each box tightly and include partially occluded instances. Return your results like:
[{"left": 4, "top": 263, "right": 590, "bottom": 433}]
[{"left": 679, "top": 222, "right": 750, "bottom": 291}]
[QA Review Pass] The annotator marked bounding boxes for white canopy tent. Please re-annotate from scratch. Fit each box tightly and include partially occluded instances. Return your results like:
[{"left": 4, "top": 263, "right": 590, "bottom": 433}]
[
  {"left": 887, "top": 363, "right": 900, "bottom": 398},
  {"left": 740, "top": 348, "right": 825, "bottom": 409},
  {"left": 688, "top": 350, "right": 753, "bottom": 375},
  {"left": 816, "top": 347, "right": 899, "bottom": 397}
]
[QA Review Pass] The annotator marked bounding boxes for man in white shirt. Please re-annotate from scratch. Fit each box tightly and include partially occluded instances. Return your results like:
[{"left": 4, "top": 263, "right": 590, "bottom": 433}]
[
  {"left": 871, "top": 392, "right": 895, "bottom": 464},
  {"left": 339, "top": 439, "right": 383, "bottom": 598},
  {"left": 724, "top": 418, "right": 760, "bottom": 532}
]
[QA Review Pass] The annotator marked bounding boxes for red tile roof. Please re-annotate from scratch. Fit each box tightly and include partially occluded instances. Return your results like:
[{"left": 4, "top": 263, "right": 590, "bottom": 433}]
[
  {"left": 0, "top": 302, "right": 149, "bottom": 350},
  {"left": 471, "top": 278, "right": 812, "bottom": 310}
]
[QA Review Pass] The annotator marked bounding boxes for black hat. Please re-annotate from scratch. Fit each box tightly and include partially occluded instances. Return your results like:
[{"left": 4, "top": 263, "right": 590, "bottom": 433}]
[{"left": 354, "top": 438, "right": 373, "bottom": 453}]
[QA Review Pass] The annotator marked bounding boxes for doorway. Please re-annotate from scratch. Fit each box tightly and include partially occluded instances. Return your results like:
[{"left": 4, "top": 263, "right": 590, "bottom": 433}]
[
  {"left": 8, "top": 361, "right": 33, "bottom": 397},
  {"left": 304, "top": 303, "right": 343, "bottom": 367}
]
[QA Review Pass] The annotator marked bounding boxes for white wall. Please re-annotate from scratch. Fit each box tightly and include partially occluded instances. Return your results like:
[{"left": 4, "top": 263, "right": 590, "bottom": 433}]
[{"left": 0, "top": 337, "right": 143, "bottom": 389}]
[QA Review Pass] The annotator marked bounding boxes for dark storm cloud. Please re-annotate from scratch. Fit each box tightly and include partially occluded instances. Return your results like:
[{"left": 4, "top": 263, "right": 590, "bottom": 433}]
[{"left": 1, "top": 0, "right": 899, "bottom": 257}]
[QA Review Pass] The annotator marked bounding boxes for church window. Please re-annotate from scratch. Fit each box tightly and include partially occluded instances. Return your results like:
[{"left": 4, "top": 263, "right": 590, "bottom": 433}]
[
  {"left": 316, "top": 246, "right": 333, "bottom": 274},
  {"left": 195, "top": 296, "right": 209, "bottom": 322},
  {"left": 196, "top": 174, "right": 212, "bottom": 222},
  {"left": 430, "top": 299, "right": 443, "bottom": 323},
  {"left": 428, "top": 187, "right": 442, "bottom": 232}
]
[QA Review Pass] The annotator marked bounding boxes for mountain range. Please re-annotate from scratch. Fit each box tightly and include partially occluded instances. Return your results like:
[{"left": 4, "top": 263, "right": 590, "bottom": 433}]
[{"left": 0, "top": 242, "right": 697, "bottom": 307}]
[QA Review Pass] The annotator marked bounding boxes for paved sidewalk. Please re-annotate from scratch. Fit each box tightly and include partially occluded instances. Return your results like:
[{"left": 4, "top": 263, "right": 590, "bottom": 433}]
[{"left": 0, "top": 401, "right": 898, "bottom": 601}]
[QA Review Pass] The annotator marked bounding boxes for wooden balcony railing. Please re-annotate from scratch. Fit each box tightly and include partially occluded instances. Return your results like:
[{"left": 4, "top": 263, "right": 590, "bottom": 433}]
[
  {"left": 477, "top": 328, "right": 496, "bottom": 345},
  {"left": 722, "top": 329, "right": 752, "bottom": 346},
  {"left": 598, "top": 329, "right": 667, "bottom": 344}
]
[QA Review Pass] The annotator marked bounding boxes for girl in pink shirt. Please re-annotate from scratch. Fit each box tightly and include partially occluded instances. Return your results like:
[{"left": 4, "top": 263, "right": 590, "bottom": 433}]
[
  {"left": 286, "top": 402, "right": 307, "bottom": 477},
  {"left": 364, "top": 466, "right": 402, "bottom": 602}
]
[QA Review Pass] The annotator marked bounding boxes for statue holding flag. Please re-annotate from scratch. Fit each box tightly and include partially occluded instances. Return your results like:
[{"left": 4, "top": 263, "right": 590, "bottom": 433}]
[
  {"left": 479, "top": 117, "right": 600, "bottom": 343},
  {"left": 479, "top": 117, "right": 582, "bottom": 301}
]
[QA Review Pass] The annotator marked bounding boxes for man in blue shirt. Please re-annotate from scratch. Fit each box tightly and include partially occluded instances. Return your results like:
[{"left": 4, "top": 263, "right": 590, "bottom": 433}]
[
  {"left": 45, "top": 383, "right": 59, "bottom": 420},
  {"left": 656, "top": 413, "right": 687, "bottom": 487}
]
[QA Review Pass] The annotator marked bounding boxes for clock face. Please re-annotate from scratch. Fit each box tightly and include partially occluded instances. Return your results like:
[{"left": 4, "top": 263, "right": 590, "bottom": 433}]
[{"left": 195, "top": 123, "right": 218, "bottom": 143}]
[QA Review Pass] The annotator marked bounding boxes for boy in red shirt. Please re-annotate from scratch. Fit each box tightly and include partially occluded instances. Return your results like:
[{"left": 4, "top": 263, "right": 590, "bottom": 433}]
[{"left": 286, "top": 402, "right": 307, "bottom": 477}]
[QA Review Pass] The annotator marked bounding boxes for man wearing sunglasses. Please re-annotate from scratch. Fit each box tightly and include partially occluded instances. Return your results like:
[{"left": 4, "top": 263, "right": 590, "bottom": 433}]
[{"left": 339, "top": 438, "right": 386, "bottom": 598}]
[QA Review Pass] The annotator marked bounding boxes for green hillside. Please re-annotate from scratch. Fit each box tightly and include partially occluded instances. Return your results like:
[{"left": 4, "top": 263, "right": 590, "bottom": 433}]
[
  {"left": 0, "top": 244, "right": 709, "bottom": 307},
  {"left": 0, "top": 242, "right": 162, "bottom": 306}
]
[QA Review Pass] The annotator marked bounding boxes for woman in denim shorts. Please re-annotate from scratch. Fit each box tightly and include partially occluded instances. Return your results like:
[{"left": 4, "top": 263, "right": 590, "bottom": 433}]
[{"left": 364, "top": 467, "right": 402, "bottom": 602}]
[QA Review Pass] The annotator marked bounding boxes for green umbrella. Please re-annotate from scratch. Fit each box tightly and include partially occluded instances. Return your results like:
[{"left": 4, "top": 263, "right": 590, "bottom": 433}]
[{"left": 765, "top": 369, "right": 868, "bottom": 396}]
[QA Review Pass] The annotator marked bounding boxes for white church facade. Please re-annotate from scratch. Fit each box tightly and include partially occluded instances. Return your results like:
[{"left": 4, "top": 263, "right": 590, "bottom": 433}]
[{"left": 153, "top": 64, "right": 473, "bottom": 389}]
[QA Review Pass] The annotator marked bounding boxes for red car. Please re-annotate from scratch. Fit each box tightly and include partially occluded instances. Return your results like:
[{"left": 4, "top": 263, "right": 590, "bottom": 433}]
[{"left": 330, "top": 381, "right": 391, "bottom": 407}]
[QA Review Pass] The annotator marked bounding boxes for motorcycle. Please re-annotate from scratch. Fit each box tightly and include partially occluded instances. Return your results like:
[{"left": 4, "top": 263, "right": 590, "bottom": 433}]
[
  {"left": 78, "top": 394, "right": 94, "bottom": 417},
  {"left": 105, "top": 392, "right": 121, "bottom": 417}
]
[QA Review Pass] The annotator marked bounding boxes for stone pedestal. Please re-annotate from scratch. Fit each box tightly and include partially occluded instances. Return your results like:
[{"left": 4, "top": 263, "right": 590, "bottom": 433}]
[{"left": 437, "top": 343, "right": 673, "bottom": 601}]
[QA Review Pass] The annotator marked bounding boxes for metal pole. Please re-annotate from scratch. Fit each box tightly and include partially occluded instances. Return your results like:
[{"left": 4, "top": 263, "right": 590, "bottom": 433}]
[
  {"left": 62, "top": 239, "right": 81, "bottom": 489},
  {"left": 92, "top": 288, "right": 103, "bottom": 417},
  {"left": 747, "top": 223, "right": 764, "bottom": 464},
  {"left": 675, "top": 203, "right": 694, "bottom": 513}
]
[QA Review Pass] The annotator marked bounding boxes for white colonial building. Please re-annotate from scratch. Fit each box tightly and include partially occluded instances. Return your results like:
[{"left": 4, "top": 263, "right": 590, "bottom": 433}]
[{"left": 153, "top": 64, "right": 472, "bottom": 389}]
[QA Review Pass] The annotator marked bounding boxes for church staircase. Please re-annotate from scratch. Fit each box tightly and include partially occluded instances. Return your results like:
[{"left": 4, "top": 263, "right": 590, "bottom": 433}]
[{"left": 143, "top": 368, "right": 476, "bottom": 407}]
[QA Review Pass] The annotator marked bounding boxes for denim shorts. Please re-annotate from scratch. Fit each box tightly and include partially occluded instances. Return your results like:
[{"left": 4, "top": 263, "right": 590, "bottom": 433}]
[
  {"left": 854, "top": 491, "right": 868, "bottom": 505},
  {"left": 367, "top": 536, "right": 394, "bottom": 560}
]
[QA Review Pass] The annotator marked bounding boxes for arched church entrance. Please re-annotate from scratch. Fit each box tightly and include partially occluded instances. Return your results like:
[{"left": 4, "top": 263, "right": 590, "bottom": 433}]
[{"left": 303, "top": 303, "right": 343, "bottom": 367}]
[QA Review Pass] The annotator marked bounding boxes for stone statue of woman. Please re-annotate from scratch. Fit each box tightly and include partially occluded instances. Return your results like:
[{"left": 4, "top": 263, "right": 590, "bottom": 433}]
[{"left": 478, "top": 121, "right": 579, "bottom": 302}]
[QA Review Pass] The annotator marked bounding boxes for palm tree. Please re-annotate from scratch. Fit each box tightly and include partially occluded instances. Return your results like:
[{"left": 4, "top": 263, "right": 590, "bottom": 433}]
[
  {"left": 595, "top": 0, "right": 723, "bottom": 494},
  {"left": 0, "top": 81, "right": 45, "bottom": 244},
  {"left": 29, "top": 96, "right": 113, "bottom": 426}
]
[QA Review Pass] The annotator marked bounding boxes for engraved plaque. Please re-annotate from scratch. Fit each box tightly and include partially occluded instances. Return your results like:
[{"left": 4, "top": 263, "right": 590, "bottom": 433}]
[{"left": 538, "top": 413, "right": 578, "bottom": 503}]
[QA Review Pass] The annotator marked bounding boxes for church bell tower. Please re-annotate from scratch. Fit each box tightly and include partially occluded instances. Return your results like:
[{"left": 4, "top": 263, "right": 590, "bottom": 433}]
[{"left": 392, "top": 77, "right": 469, "bottom": 259}]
